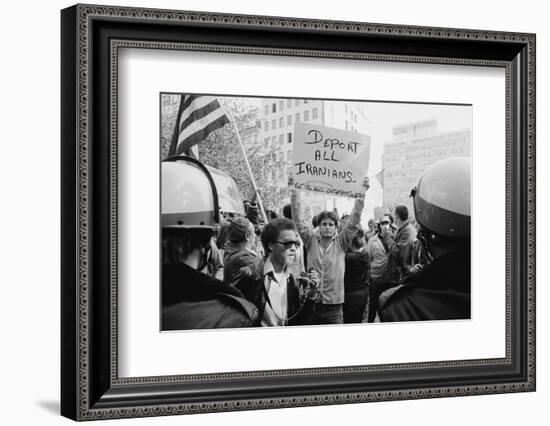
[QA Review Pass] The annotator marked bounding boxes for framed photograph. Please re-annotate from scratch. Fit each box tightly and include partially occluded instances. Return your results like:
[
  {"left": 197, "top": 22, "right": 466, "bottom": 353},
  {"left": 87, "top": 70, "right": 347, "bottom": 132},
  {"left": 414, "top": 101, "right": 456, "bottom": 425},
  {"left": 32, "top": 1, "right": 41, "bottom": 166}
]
[{"left": 61, "top": 4, "right": 536, "bottom": 421}]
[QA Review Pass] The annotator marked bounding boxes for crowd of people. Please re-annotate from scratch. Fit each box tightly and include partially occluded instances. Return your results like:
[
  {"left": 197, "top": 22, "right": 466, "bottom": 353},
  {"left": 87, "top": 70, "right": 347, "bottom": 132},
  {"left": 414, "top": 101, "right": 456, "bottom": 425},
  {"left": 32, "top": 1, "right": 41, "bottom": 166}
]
[{"left": 161, "top": 156, "right": 472, "bottom": 330}]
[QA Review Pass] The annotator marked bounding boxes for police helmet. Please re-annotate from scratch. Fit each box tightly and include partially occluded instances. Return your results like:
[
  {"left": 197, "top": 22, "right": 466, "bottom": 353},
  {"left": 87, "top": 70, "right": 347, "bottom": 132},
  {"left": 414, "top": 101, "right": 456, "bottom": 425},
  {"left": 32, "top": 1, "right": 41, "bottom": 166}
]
[
  {"left": 412, "top": 157, "right": 471, "bottom": 238},
  {"left": 162, "top": 156, "right": 219, "bottom": 232}
]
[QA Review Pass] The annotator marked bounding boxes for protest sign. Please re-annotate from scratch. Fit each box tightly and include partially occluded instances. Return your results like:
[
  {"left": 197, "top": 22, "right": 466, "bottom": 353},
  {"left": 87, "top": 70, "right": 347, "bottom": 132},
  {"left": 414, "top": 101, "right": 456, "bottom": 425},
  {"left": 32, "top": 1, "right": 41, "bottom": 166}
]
[{"left": 292, "top": 122, "right": 371, "bottom": 199}]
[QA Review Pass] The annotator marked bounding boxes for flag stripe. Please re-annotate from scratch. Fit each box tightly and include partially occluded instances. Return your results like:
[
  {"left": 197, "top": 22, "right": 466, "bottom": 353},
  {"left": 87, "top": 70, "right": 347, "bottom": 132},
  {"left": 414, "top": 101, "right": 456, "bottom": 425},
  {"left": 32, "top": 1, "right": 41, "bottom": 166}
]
[
  {"left": 176, "top": 114, "right": 230, "bottom": 155},
  {"left": 178, "top": 99, "right": 223, "bottom": 134},
  {"left": 177, "top": 107, "right": 228, "bottom": 146},
  {"left": 169, "top": 94, "right": 229, "bottom": 157},
  {"left": 181, "top": 94, "right": 198, "bottom": 110},
  {"left": 178, "top": 96, "right": 219, "bottom": 132}
]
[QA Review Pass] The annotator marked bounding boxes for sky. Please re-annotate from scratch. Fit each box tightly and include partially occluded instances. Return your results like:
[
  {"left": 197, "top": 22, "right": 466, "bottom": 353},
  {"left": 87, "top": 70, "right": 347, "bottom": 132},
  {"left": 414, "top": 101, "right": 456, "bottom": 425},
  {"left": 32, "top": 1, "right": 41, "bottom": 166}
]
[{"left": 235, "top": 96, "right": 472, "bottom": 221}]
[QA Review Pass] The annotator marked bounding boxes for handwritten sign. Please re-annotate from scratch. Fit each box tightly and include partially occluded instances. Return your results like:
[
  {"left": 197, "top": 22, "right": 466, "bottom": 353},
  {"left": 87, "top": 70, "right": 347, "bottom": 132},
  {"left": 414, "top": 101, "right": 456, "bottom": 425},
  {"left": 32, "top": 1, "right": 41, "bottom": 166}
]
[{"left": 292, "top": 122, "right": 371, "bottom": 199}]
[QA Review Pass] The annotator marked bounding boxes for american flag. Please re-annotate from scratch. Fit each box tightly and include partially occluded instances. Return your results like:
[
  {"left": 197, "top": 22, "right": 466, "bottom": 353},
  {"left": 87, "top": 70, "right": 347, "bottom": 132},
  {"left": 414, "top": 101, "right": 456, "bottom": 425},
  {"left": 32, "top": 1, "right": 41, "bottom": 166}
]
[{"left": 168, "top": 95, "right": 230, "bottom": 158}]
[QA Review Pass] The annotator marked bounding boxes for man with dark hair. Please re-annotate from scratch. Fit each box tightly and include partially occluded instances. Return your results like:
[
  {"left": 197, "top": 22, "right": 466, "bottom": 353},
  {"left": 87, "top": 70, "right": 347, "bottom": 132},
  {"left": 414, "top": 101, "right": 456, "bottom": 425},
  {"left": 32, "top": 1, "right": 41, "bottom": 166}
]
[
  {"left": 339, "top": 213, "right": 351, "bottom": 231},
  {"left": 366, "top": 218, "right": 376, "bottom": 241},
  {"left": 223, "top": 217, "right": 261, "bottom": 285},
  {"left": 289, "top": 176, "right": 370, "bottom": 324},
  {"left": 380, "top": 205, "right": 416, "bottom": 285},
  {"left": 394, "top": 205, "right": 408, "bottom": 223},
  {"left": 366, "top": 219, "right": 388, "bottom": 322},
  {"left": 235, "top": 218, "right": 319, "bottom": 326}
]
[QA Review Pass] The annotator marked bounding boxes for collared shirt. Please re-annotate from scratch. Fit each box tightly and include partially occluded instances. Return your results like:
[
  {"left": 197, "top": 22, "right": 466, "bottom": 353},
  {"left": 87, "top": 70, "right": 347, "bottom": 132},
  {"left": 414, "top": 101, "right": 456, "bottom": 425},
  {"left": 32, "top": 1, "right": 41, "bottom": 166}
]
[
  {"left": 261, "top": 258, "right": 290, "bottom": 327},
  {"left": 300, "top": 224, "right": 357, "bottom": 305}
]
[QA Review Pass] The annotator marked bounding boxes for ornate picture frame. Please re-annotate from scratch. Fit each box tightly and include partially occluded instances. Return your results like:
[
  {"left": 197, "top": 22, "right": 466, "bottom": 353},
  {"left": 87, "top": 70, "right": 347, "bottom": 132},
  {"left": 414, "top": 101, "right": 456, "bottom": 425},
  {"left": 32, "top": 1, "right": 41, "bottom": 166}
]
[{"left": 61, "top": 4, "right": 535, "bottom": 421}]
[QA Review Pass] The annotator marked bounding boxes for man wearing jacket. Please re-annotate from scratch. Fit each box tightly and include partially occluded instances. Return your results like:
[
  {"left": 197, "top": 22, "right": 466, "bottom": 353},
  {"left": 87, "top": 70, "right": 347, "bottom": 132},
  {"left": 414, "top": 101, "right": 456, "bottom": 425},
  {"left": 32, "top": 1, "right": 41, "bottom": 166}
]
[
  {"left": 366, "top": 220, "right": 389, "bottom": 322},
  {"left": 380, "top": 205, "right": 417, "bottom": 284},
  {"left": 223, "top": 217, "right": 262, "bottom": 285},
  {"left": 234, "top": 218, "right": 320, "bottom": 326}
]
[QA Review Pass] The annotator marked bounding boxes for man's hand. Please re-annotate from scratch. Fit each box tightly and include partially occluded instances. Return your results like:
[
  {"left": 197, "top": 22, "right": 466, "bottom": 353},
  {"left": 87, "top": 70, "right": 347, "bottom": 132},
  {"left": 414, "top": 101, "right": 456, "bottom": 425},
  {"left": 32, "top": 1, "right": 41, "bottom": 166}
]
[
  {"left": 408, "top": 264, "right": 423, "bottom": 275},
  {"left": 308, "top": 269, "right": 320, "bottom": 285},
  {"left": 362, "top": 176, "right": 370, "bottom": 191},
  {"left": 380, "top": 223, "right": 391, "bottom": 238},
  {"left": 302, "top": 270, "right": 320, "bottom": 301},
  {"left": 288, "top": 173, "right": 294, "bottom": 188}
]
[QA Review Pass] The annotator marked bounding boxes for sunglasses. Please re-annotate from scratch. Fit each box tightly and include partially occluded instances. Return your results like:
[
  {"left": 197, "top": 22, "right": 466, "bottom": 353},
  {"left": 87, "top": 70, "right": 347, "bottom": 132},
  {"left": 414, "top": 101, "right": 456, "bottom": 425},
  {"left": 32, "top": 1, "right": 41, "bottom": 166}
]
[{"left": 276, "top": 240, "right": 300, "bottom": 249}]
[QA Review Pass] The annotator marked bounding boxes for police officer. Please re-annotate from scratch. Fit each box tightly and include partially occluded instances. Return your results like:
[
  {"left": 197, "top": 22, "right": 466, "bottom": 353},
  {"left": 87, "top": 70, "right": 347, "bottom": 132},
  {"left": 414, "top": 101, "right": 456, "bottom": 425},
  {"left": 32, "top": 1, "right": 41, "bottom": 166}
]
[
  {"left": 161, "top": 157, "right": 260, "bottom": 330},
  {"left": 378, "top": 157, "right": 471, "bottom": 322}
]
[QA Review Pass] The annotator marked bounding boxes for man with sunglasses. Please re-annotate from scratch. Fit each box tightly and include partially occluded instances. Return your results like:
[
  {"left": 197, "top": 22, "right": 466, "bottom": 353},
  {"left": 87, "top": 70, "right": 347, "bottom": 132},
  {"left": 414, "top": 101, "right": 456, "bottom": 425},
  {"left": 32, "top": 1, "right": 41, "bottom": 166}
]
[
  {"left": 289, "top": 175, "right": 370, "bottom": 325},
  {"left": 234, "top": 218, "right": 320, "bottom": 326},
  {"left": 235, "top": 218, "right": 319, "bottom": 327}
]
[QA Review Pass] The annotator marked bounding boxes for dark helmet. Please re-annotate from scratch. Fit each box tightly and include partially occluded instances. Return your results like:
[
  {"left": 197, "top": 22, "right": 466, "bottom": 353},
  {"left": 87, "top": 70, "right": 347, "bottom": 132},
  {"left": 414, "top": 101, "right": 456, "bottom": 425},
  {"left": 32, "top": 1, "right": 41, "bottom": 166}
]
[{"left": 412, "top": 157, "right": 471, "bottom": 239}]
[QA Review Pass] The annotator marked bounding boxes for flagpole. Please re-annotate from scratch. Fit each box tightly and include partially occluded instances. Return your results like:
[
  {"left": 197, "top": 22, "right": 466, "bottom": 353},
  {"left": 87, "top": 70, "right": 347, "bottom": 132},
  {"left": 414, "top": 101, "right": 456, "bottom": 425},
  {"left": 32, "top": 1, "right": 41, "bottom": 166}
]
[{"left": 222, "top": 100, "right": 268, "bottom": 224}]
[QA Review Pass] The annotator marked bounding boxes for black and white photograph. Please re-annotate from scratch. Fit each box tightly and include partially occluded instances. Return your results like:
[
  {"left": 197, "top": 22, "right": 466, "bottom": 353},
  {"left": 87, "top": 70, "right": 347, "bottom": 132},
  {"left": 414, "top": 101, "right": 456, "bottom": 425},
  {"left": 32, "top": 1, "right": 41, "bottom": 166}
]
[
  {"left": 160, "top": 94, "right": 472, "bottom": 330},
  {"left": 53, "top": 1, "right": 537, "bottom": 422}
]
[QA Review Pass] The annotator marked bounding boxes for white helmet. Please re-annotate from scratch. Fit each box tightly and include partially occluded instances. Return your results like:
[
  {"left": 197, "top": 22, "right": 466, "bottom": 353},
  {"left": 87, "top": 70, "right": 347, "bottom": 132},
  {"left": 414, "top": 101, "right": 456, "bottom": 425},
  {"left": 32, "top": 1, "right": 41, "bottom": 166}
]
[
  {"left": 412, "top": 157, "right": 471, "bottom": 238},
  {"left": 162, "top": 156, "right": 219, "bottom": 230}
]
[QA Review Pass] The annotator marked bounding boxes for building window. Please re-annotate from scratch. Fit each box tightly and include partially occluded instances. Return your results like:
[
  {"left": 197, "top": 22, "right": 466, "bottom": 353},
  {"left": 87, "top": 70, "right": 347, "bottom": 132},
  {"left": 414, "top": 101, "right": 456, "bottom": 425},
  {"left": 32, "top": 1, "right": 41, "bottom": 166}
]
[
  {"left": 304, "top": 99, "right": 309, "bottom": 104},
  {"left": 345, "top": 120, "right": 348, "bottom": 130},
  {"left": 304, "top": 110, "right": 309, "bottom": 121},
  {"left": 264, "top": 105, "right": 269, "bottom": 115},
  {"left": 287, "top": 150, "right": 292, "bottom": 160},
  {"left": 271, "top": 152, "right": 277, "bottom": 162},
  {"left": 279, "top": 117, "right": 284, "bottom": 128},
  {"left": 271, "top": 136, "right": 277, "bottom": 147},
  {"left": 272, "top": 119, "right": 276, "bottom": 129},
  {"left": 295, "top": 112, "right": 300, "bottom": 122},
  {"left": 345, "top": 104, "right": 348, "bottom": 113},
  {"left": 264, "top": 138, "right": 270, "bottom": 149},
  {"left": 312, "top": 108, "right": 318, "bottom": 120},
  {"left": 279, "top": 100, "right": 284, "bottom": 111},
  {"left": 264, "top": 121, "right": 269, "bottom": 131},
  {"left": 287, "top": 115, "right": 292, "bottom": 126},
  {"left": 272, "top": 103, "right": 276, "bottom": 113},
  {"left": 287, "top": 133, "right": 292, "bottom": 144},
  {"left": 279, "top": 134, "right": 284, "bottom": 146},
  {"left": 272, "top": 169, "right": 276, "bottom": 180},
  {"left": 287, "top": 99, "right": 292, "bottom": 108},
  {"left": 295, "top": 99, "right": 300, "bottom": 106}
]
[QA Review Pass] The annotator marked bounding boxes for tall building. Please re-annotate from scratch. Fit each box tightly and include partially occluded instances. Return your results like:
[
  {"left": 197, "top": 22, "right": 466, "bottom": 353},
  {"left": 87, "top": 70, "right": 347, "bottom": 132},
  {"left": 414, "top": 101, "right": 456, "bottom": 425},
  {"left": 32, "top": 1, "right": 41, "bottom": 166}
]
[
  {"left": 381, "top": 119, "right": 471, "bottom": 215},
  {"left": 257, "top": 97, "right": 370, "bottom": 216}
]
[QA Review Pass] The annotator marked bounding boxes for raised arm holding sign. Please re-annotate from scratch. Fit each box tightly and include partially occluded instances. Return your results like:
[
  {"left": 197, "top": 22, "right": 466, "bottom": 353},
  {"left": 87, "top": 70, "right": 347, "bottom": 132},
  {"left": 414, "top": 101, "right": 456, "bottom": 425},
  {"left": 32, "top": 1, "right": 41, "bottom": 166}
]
[{"left": 288, "top": 173, "right": 369, "bottom": 325}]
